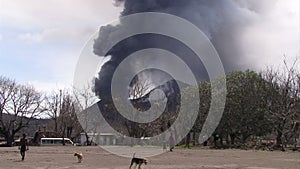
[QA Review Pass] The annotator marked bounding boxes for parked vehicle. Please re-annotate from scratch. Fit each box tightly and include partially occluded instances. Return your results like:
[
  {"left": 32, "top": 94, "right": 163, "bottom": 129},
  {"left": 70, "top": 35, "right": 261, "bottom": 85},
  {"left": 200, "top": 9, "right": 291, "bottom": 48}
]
[{"left": 41, "top": 138, "right": 75, "bottom": 146}]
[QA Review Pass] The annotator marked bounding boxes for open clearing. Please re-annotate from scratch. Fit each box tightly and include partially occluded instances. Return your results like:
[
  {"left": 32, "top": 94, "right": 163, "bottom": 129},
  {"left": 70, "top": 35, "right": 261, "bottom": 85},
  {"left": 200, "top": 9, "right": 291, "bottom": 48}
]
[{"left": 0, "top": 146, "right": 299, "bottom": 169}]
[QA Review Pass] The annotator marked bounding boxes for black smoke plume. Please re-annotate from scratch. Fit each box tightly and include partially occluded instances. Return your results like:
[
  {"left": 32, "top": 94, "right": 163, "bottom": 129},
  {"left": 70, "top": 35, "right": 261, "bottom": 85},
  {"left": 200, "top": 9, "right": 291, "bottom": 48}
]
[
  {"left": 92, "top": 0, "right": 276, "bottom": 137},
  {"left": 94, "top": 0, "right": 275, "bottom": 99}
]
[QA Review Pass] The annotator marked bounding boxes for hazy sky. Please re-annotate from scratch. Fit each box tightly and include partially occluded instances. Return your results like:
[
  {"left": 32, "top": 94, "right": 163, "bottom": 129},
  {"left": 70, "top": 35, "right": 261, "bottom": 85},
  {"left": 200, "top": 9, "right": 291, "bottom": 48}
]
[{"left": 0, "top": 0, "right": 299, "bottom": 93}]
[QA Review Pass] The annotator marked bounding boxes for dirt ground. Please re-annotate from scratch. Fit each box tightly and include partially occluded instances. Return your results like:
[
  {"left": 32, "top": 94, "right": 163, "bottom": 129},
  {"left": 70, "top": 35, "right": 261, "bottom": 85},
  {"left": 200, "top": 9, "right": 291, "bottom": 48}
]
[{"left": 0, "top": 146, "right": 299, "bottom": 169}]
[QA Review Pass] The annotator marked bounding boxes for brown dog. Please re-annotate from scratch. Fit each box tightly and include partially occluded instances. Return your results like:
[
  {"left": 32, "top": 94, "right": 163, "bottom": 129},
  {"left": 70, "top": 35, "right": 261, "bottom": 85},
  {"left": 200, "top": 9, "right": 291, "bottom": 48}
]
[
  {"left": 74, "top": 152, "right": 83, "bottom": 163},
  {"left": 129, "top": 153, "right": 148, "bottom": 169}
]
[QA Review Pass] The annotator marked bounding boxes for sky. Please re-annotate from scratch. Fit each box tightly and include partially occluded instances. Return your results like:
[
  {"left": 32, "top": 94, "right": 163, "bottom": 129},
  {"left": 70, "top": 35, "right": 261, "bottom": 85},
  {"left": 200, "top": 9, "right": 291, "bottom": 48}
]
[
  {"left": 0, "top": 0, "right": 122, "bottom": 92},
  {"left": 0, "top": 0, "right": 299, "bottom": 93}
]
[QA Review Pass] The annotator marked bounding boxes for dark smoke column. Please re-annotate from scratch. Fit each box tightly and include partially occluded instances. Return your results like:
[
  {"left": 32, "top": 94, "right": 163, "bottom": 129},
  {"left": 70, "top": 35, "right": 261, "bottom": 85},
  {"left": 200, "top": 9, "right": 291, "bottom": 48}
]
[
  {"left": 94, "top": 0, "right": 270, "bottom": 99},
  {"left": 90, "top": 0, "right": 273, "bottom": 138}
]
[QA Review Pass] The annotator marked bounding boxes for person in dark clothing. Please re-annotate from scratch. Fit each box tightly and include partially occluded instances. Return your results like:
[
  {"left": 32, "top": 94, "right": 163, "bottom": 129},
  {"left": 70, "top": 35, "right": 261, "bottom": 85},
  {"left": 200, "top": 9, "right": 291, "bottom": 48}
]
[
  {"left": 169, "top": 133, "right": 175, "bottom": 152},
  {"left": 185, "top": 132, "right": 191, "bottom": 149},
  {"left": 19, "top": 133, "right": 29, "bottom": 161}
]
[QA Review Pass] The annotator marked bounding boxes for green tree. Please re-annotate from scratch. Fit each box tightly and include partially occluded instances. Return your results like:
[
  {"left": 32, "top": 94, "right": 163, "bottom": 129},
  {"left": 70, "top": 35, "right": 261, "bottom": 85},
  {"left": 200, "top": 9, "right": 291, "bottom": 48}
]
[{"left": 214, "top": 70, "right": 272, "bottom": 147}]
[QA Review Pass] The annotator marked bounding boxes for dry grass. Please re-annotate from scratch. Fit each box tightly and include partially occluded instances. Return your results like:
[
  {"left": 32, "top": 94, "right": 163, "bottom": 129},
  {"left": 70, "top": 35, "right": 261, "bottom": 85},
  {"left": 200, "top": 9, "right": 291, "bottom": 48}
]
[{"left": 0, "top": 146, "right": 299, "bottom": 169}]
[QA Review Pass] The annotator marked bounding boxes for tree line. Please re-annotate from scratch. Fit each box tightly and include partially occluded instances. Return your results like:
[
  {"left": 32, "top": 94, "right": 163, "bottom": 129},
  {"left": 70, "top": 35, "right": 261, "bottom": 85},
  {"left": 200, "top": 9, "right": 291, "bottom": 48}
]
[
  {"left": 0, "top": 77, "right": 97, "bottom": 146},
  {"left": 192, "top": 61, "right": 300, "bottom": 150},
  {"left": 0, "top": 60, "right": 299, "bottom": 149}
]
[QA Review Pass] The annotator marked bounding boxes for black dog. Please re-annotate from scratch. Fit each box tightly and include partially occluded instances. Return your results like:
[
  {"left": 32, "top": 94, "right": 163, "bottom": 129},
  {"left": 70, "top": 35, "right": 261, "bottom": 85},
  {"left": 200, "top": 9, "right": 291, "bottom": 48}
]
[{"left": 129, "top": 153, "right": 148, "bottom": 169}]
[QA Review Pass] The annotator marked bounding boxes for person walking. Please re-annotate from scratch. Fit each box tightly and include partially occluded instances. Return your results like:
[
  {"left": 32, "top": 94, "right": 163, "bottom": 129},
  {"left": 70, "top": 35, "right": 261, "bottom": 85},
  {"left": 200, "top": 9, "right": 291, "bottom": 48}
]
[
  {"left": 19, "top": 133, "right": 29, "bottom": 161},
  {"left": 169, "top": 133, "right": 175, "bottom": 152},
  {"left": 185, "top": 132, "right": 191, "bottom": 149}
]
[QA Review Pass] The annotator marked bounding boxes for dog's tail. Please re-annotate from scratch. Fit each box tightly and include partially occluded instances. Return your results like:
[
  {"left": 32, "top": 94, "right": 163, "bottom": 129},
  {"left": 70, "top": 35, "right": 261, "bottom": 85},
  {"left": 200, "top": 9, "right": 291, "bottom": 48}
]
[{"left": 132, "top": 152, "right": 136, "bottom": 158}]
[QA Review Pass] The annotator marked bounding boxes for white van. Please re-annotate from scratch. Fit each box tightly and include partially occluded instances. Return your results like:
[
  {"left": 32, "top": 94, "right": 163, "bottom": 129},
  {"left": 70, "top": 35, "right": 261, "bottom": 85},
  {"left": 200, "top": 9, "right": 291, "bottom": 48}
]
[{"left": 41, "top": 138, "right": 75, "bottom": 146}]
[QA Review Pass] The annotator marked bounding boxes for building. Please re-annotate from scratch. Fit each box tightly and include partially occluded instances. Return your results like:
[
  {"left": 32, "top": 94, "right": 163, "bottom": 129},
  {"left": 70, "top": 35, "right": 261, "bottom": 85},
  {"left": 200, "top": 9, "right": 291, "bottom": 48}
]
[{"left": 80, "top": 132, "right": 119, "bottom": 146}]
